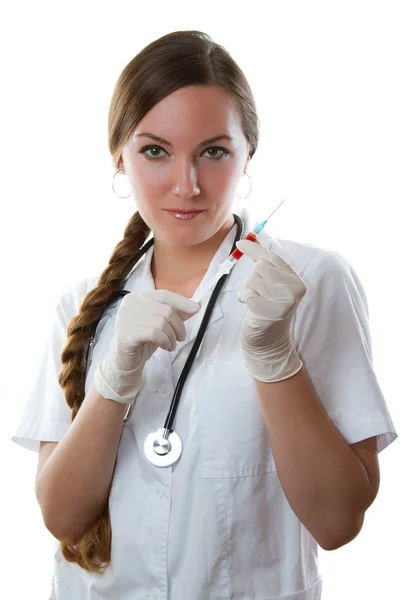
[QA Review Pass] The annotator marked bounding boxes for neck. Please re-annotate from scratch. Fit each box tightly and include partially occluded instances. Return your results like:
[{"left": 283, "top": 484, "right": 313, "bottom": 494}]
[{"left": 151, "top": 215, "right": 235, "bottom": 285}]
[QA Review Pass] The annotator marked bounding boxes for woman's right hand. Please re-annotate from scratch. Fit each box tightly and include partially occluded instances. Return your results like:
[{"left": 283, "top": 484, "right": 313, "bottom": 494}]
[{"left": 94, "top": 290, "right": 201, "bottom": 405}]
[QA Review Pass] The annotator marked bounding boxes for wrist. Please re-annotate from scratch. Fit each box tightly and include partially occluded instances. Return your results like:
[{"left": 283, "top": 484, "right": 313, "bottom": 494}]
[
  {"left": 94, "top": 356, "right": 144, "bottom": 405},
  {"left": 241, "top": 337, "right": 303, "bottom": 383}
]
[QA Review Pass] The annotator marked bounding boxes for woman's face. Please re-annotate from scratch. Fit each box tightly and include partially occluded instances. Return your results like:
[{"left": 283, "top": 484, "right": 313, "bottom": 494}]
[{"left": 120, "top": 85, "right": 250, "bottom": 248}]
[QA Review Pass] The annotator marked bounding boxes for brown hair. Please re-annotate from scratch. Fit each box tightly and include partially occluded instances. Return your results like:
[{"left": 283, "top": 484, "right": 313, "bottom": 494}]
[{"left": 57, "top": 29, "right": 260, "bottom": 573}]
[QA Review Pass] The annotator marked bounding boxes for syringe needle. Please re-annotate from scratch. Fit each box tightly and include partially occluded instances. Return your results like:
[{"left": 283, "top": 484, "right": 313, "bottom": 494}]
[
  {"left": 266, "top": 198, "right": 286, "bottom": 221},
  {"left": 191, "top": 198, "right": 287, "bottom": 302}
]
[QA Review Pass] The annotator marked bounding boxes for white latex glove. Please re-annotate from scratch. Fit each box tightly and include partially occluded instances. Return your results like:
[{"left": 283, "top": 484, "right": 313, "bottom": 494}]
[
  {"left": 236, "top": 239, "right": 307, "bottom": 383},
  {"left": 95, "top": 290, "right": 201, "bottom": 405}
]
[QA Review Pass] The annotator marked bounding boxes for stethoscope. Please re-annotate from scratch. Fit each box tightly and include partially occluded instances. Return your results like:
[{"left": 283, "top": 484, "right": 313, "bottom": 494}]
[{"left": 84, "top": 213, "right": 244, "bottom": 467}]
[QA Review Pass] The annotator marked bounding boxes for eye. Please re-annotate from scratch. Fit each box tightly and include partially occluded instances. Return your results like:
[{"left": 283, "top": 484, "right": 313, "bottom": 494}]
[
  {"left": 203, "top": 147, "right": 230, "bottom": 159},
  {"left": 138, "top": 145, "right": 231, "bottom": 161},
  {"left": 139, "top": 145, "right": 167, "bottom": 160}
]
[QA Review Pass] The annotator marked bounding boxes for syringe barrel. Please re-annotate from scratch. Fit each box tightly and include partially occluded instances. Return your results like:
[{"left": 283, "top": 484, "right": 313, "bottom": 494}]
[{"left": 230, "top": 231, "right": 257, "bottom": 260}]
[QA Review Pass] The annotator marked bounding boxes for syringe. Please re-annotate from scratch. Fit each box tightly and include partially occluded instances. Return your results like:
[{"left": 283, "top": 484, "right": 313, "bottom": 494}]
[{"left": 192, "top": 199, "right": 286, "bottom": 302}]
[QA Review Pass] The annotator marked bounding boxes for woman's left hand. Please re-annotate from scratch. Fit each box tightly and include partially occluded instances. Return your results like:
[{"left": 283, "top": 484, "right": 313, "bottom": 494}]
[{"left": 236, "top": 239, "right": 307, "bottom": 383}]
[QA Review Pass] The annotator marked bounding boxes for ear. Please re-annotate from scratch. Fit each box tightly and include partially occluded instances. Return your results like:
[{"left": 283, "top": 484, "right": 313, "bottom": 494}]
[{"left": 118, "top": 159, "right": 125, "bottom": 174}]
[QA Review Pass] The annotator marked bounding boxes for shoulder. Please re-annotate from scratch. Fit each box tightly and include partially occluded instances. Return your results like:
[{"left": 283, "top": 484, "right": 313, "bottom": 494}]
[
  {"left": 269, "top": 236, "right": 360, "bottom": 292},
  {"left": 271, "top": 237, "right": 348, "bottom": 276},
  {"left": 270, "top": 240, "right": 370, "bottom": 351},
  {"left": 55, "top": 275, "right": 99, "bottom": 324},
  {"left": 264, "top": 235, "right": 368, "bottom": 316}
]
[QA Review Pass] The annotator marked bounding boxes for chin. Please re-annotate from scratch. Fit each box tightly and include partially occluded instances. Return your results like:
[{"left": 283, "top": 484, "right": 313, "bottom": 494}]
[
  {"left": 167, "top": 232, "right": 211, "bottom": 247},
  {"left": 152, "top": 209, "right": 232, "bottom": 244}
]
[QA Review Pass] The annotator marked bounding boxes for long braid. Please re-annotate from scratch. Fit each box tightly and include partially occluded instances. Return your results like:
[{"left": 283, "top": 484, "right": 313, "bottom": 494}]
[
  {"left": 57, "top": 210, "right": 150, "bottom": 572},
  {"left": 49, "top": 26, "right": 260, "bottom": 576}
]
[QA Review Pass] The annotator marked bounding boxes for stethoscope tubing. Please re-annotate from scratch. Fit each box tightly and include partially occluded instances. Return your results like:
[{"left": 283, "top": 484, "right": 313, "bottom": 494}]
[{"left": 83, "top": 215, "right": 244, "bottom": 459}]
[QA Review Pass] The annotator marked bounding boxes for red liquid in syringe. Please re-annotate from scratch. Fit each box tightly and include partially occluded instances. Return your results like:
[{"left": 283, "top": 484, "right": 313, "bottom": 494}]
[{"left": 230, "top": 231, "right": 258, "bottom": 260}]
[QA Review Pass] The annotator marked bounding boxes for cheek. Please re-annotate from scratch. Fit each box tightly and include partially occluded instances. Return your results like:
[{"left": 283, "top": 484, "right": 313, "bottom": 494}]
[
  {"left": 199, "top": 162, "right": 241, "bottom": 195},
  {"left": 130, "top": 163, "right": 167, "bottom": 196}
]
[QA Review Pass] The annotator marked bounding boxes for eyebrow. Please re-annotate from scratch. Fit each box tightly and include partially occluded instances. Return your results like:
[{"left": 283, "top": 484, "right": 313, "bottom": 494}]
[{"left": 134, "top": 132, "right": 234, "bottom": 147}]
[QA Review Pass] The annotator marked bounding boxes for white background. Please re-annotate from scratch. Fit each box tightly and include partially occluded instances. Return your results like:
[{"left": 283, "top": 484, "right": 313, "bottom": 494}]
[{"left": 1, "top": 1, "right": 399, "bottom": 598}]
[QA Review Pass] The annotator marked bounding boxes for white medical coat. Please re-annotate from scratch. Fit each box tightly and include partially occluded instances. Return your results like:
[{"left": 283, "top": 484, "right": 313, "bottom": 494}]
[{"left": 12, "top": 208, "right": 397, "bottom": 600}]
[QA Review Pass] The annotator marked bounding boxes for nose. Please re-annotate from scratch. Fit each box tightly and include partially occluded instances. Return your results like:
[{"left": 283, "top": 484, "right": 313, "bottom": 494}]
[{"left": 172, "top": 159, "right": 200, "bottom": 200}]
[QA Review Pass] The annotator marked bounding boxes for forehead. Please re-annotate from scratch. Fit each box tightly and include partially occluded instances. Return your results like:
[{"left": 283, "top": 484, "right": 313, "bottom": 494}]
[{"left": 133, "top": 85, "right": 244, "bottom": 142}]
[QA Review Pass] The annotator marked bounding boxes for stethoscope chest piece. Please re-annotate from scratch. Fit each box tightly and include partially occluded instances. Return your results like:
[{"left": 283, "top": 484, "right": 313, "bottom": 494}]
[{"left": 144, "top": 428, "right": 183, "bottom": 467}]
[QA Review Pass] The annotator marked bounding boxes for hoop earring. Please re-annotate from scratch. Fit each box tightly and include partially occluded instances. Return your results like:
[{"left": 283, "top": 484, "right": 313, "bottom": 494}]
[
  {"left": 112, "top": 170, "right": 132, "bottom": 199},
  {"left": 236, "top": 172, "right": 252, "bottom": 200}
]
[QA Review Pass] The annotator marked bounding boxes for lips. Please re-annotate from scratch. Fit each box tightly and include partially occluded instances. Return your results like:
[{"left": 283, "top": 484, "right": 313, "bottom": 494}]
[
  {"left": 166, "top": 209, "right": 204, "bottom": 213},
  {"left": 166, "top": 209, "right": 204, "bottom": 220}
]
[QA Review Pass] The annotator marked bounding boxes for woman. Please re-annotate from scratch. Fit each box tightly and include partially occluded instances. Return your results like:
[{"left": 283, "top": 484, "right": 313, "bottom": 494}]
[{"left": 12, "top": 30, "right": 397, "bottom": 600}]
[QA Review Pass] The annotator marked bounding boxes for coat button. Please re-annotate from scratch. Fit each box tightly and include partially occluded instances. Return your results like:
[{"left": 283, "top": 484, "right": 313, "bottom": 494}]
[
  {"left": 158, "top": 383, "right": 172, "bottom": 399},
  {"left": 153, "top": 484, "right": 164, "bottom": 499}
]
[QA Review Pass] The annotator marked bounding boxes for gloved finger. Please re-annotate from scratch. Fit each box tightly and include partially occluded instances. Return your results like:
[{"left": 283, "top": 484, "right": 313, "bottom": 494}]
[
  {"left": 237, "top": 285, "right": 260, "bottom": 304},
  {"left": 238, "top": 286, "right": 297, "bottom": 320},
  {"left": 125, "top": 311, "right": 181, "bottom": 348},
  {"left": 242, "top": 272, "right": 302, "bottom": 304},
  {"left": 238, "top": 279, "right": 295, "bottom": 305},
  {"left": 248, "top": 265, "right": 307, "bottom": 299},
  {"left": 251, "top": 261, "right": 303, "bottom": 287},
  {"left": 143, "top": 289, "right": 201, "bottom": 320},
  {"left": 128, "top": 323, "right": 176, "bottom": 351},
  {"left": 120, "top": 294, "right": 188, "bottom": 343},
  {"left": 237, "top": 265, "right": 302, "bottom": 303},
  {"left": 235, "top": 239, "right": 295, "bottom": 272}
]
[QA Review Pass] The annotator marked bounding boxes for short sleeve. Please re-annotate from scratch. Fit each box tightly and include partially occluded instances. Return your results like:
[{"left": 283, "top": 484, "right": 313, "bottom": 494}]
[
  {"left": 294, "top": 251, "right": 398, "bottom": 454},
  {"left": 11, "top": 276, "right": 98, "bottom": 453}
]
